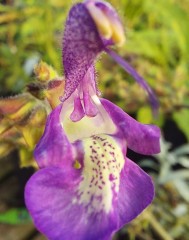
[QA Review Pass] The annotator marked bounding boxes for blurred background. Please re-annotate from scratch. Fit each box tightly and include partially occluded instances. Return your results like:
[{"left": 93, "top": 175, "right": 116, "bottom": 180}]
[{"left": 0, "top": 0, "right": 189, "bottom": 239}]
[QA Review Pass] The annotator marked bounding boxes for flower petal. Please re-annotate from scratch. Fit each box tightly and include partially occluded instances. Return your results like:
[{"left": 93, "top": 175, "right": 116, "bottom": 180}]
[
  {"left": 101, "top": 98, "right": 161, "bottom": 155},
  {"left": 61, "top": 3, "right": 103, "bottom": 102},
  {"left": 26, "top": 133, "right": 128, "bottom": 240},
  {"left": 34, "top": 105, "right": 74, "bottom": 169},
  {"left": 75, "top": 134, "right": 126, "bottom": 214},
  {"left": 118, "top": 158, "right": 154, "bottom": 226},
  {"left": 25, "top": 167, "right": 117, "bottom": 240},
  {"left": 25, "top": 141, "right": 154, "bottom": 239}
]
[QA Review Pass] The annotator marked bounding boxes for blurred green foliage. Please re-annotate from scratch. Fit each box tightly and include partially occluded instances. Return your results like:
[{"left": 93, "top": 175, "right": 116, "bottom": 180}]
[
  {"left": 0, "top": 0, "right": 69, "bottom": 93},
  {"left": 0, "top": 0, "right": 189, "bottom": 239},
  {"left": 0, "top": 208, "right": 31, "bottom": 224}
]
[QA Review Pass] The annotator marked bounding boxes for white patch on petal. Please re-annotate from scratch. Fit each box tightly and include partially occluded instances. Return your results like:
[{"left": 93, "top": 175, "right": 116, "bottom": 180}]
[
  {"left": 60, "top": 99, "right": 117, "bottom": 142},
  {"left": 78, "top": 134, "right": 125, "bottom": 214}
]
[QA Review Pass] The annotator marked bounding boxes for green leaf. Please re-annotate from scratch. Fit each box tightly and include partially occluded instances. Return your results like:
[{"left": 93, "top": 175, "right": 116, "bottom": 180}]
[{"left": 0, "top": 208, "right": 31, "bottom": 224}]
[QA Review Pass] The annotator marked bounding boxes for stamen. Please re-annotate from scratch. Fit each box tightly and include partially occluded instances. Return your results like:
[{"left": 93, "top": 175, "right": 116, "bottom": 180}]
[
  {"left": 106, "top": 16, "right": 125, "bottom": 46},
  {"left": 94, "top": 1, "right": 125, "bottom": 46},
  {"left": 86, "top": 2, "right": 112, "bottom": 39},
  {"left": 86, "top": 1, "right": 125, "bottom": 46},
  {"left": 70, "top": 96, "right": 85, "bottom": 122}
]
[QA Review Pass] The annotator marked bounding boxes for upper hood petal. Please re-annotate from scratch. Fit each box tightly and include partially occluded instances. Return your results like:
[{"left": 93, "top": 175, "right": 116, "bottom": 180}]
[{"left": 61, "top": 3, "right": 104, "bottom": 102}]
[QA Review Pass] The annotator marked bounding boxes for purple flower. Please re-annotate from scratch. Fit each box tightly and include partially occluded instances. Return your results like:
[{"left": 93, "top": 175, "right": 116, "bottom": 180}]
[{"left": 25, "top": 1, "right": 161, "bottom": 240}]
